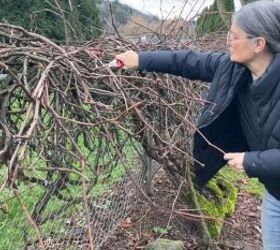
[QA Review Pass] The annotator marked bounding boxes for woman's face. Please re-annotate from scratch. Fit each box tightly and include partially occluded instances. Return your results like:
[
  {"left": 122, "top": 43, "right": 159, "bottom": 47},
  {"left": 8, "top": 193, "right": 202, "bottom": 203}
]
[{"left": 227, "top": 21, "right": 256, "bottom": 64}]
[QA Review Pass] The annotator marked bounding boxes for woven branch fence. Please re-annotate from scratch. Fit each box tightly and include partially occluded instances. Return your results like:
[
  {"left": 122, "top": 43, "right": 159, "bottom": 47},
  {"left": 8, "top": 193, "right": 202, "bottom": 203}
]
[{"left": 0, "top": 21, "right": 227, "bottom": 249}]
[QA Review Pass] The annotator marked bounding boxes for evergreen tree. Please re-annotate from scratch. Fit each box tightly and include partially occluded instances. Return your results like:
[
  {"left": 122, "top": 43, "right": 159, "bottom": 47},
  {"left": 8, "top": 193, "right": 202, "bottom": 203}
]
[
  {"left": 197, "top": 0, "right": 234, "bottom": 35},
  {"left": 0, "top": 0, "right": 101, "bottom": 42}
]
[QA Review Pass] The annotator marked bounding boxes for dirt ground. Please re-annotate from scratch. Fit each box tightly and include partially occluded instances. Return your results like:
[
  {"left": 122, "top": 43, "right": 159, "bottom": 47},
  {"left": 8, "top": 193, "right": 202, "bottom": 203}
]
[{"left": 102, "top": 173, "right": 263, "bottom": 250}]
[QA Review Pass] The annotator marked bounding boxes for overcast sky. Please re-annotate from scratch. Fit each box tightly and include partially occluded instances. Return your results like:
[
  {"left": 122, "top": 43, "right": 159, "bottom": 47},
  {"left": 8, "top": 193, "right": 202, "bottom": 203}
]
[
  {"left": 117, "top": 0, "right": 214, "bottom": 18},
  {"left": 116, "top": 0, "right": 243, "bottom": 18}
]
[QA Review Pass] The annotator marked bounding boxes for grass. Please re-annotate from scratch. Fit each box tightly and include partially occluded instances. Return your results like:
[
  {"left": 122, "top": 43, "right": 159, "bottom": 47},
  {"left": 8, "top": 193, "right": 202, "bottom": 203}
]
[
  {"left": 0, "top": 184, "right": 45, "bottom": 249},
  {"left": 0, "top": 136, "right": 139, "bottom": 249},
  {"left": 0, "top": 165, "right": 134, "bottom": 249}
]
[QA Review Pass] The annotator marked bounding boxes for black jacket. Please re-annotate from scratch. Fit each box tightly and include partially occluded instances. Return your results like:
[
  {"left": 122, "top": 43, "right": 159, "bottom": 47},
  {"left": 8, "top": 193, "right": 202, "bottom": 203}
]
[{"left": 139, "top": 50, "right": 280, "bottom": 200}]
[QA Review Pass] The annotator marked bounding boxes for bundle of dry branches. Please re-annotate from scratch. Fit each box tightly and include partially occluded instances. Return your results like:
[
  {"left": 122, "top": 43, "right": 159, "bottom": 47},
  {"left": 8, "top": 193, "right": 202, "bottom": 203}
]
[{"left": 0, "top": 22, "right": 227, "bottom": 249}]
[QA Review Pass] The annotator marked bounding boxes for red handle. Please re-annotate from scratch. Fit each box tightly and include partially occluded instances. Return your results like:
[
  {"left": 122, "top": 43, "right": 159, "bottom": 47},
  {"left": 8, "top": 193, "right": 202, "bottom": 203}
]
[
  {"left": 108, "top": 59, "right": 124, "bottom": 69},
  {"left": 116, "top": 59, "right": 124, "bottom": 69}
]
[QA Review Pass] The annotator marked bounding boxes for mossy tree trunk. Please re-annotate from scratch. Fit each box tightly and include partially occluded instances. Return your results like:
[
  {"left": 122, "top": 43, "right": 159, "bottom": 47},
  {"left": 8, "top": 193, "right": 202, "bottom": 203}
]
[
  {"left": 186, "top": 165, "right": 239, "bottom": 247},
  {"left": 186, "top": 162, "right": 212, "bottom": 247}
]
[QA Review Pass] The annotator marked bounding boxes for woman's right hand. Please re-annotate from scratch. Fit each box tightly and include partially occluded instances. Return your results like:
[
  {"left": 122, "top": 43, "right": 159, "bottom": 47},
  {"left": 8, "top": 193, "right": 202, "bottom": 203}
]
[{"left": 115, "top": 50, "right": 139, "bottom": 69}]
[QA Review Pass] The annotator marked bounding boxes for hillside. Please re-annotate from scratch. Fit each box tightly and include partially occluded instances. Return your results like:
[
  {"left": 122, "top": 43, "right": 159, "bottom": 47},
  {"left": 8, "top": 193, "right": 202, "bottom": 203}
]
[{"left": 97, "top": 0, "right": 160, "bottom": 35}]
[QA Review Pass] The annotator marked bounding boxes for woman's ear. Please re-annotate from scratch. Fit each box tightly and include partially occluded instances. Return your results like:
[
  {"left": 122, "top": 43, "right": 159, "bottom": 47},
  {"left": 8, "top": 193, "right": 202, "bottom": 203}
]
[{"left": 254, "top": 37, "right": 267, "bottom": 53}]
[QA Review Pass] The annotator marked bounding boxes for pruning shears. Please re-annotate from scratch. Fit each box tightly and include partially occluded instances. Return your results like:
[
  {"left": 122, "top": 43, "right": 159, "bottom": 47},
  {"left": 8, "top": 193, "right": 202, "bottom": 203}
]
[
  {"left": 101, "top": 58, "right": 125, "bottom": 69},
  {"left": 108, "top": 59, "right": 125, "bottom": 69}
]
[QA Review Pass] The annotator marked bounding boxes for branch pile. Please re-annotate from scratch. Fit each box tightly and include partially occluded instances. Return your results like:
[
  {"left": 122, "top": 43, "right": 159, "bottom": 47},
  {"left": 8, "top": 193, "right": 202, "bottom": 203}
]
[{"left": 0, "top": 22, "right": 227, "bottom": 248}]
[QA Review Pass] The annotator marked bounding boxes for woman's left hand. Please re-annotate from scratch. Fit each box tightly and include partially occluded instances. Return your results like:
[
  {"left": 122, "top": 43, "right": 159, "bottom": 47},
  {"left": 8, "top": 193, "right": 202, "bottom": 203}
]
[{"left": 224, "top": 152, "right": 245, "bottom": 170}]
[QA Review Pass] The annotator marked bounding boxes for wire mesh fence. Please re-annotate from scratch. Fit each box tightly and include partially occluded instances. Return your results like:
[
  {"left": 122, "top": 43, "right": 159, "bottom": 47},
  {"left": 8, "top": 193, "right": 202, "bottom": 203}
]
[{"left": 1, "top": 169, "right": 139, "bottom": 249}]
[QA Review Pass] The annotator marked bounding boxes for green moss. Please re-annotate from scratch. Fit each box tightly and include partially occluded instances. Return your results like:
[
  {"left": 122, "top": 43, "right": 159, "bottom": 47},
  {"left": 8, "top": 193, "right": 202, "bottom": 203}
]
[
  {"left": 243, "top": 177, "right": 265, "bottom": 199},
  {"left": 189, "top": 166, "right": 265, "bottom": 240},
  {"left": 196, "top": 176, "right": 238, "bottom": 239},
  {"left": 219, "top": 166, "right": 265, "bottom": 199},
  {"left": 194, "top": 166, "right": 265, "bottom": 239}
]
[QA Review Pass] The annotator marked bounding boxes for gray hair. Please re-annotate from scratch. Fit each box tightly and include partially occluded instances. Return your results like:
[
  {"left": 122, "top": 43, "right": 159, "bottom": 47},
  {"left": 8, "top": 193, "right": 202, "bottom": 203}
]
[{"left": 234, "top": 0, "right": 280, "bottom": 54}]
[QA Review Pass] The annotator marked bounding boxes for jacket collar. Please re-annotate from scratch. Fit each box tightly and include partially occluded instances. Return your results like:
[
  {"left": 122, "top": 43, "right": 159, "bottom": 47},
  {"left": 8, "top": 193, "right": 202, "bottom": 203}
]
[{"left": 249, "top": 53, "right": 280, "bottom": 104}]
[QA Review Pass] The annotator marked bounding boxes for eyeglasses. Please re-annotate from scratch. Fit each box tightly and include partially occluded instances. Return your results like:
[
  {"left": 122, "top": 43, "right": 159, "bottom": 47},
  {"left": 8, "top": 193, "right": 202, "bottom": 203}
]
[{"left": 227, "top": 31, "right": 255, "bottom": 45}]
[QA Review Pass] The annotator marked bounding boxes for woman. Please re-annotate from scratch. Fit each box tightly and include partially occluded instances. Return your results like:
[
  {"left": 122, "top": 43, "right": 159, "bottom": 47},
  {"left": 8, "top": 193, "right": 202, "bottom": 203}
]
[{"left": 115, "top": 1, "right": 280, "bottom": 248}]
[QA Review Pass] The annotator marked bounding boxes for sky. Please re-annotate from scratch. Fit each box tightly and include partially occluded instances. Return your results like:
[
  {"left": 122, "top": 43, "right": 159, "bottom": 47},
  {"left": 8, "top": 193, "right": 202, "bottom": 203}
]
[
  {"left": 116, "top": 0, "right": 243, "bottom": 19},
  {"left": 117, "top": 0, "right": 214, "bottom": 18}
]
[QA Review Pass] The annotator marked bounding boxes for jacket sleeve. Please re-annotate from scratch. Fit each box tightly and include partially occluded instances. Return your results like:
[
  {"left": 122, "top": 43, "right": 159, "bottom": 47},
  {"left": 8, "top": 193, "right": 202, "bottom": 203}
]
[
  {"left": 243, "top": 149, "right": 280, "bottom": 178},
  {"left": 139, "top": 50, "right": 225, "bottom": 82}
]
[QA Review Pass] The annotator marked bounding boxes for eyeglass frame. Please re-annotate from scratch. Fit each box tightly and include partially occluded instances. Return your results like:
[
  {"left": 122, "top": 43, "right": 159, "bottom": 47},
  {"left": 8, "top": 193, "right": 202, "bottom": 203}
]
[{"left": 227, "top": 31, "right": 256, "bottom": 45}]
